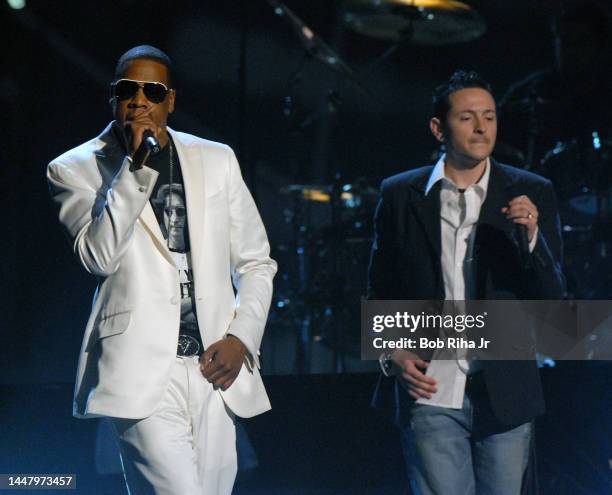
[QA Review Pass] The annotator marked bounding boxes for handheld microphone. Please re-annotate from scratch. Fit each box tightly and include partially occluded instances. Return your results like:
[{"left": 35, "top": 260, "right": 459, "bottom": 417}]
[
  {"left": 517, "top": 223, "right": 530, "bottom": 268},
  {"left": 131, "top": 130, "right": 160, "bottom": 171},
  {"left": 142, "top": 129, "right": 161, "bottom": 154}
]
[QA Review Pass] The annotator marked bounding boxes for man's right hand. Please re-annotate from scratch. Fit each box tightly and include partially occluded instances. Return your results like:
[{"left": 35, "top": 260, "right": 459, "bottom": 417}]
[
  {"left": 391, "top": 350, "right": 438, "bottom": 400},
  {"left": 124, "top": 109, "right": 160, "bottom": 154}
]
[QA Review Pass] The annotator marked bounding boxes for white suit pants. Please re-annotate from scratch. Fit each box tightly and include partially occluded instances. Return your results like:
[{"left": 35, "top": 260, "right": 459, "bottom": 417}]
[{"left": 112, "top": 356, "right": 237, "bottom": 495}]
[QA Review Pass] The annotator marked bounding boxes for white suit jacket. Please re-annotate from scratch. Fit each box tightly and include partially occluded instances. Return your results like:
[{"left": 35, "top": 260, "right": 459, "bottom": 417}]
[{"left": 47, "top": 122, "right": 277, "bottom": 420}]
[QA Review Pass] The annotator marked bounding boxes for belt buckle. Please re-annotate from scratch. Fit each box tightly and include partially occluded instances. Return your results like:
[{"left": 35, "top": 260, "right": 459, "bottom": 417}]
[{"left": 177, "top": 334, "right": 201, "bottom": 357}]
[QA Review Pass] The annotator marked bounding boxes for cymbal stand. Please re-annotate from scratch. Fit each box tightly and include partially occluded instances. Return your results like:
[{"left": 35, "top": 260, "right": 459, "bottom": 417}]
[
  {"left": 329, "top": 173, "right": 347, "bottom": 373},
  {"left": 283, "top": 55, "right": 315, "bottom": 374},
  {"left": 291, "top": 191, "right": 314, "bottom": 374}
]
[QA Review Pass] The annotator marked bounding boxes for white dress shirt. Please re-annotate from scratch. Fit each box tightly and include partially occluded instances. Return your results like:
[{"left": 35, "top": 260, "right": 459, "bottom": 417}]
[{"left": 416, "top": 155, "right": 536, "bottom": 409}]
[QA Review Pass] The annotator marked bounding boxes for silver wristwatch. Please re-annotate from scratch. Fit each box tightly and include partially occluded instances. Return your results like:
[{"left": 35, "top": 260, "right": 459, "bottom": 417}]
[{"left": 378, "top": 352, "right": 394, "bottom": 377}]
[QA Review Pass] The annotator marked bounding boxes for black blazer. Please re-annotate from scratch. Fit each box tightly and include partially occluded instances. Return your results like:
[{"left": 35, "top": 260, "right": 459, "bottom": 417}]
[{"left": 368, "top": 160, "right": 565, "bottom": 427}]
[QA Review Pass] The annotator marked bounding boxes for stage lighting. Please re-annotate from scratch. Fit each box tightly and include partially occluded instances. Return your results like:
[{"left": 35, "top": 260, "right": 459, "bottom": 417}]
[{"left": 7, "top": 0, "right": 26, "bottom": 9}]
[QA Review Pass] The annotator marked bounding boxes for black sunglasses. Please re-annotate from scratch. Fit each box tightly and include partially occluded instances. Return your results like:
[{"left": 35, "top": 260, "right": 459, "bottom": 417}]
[{"left": 110, "top": 78, "right": 171, "bottom": 104}]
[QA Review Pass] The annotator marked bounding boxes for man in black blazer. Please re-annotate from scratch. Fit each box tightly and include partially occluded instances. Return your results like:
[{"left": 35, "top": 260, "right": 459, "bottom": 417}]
[{"left": 368, "top": 70, "right": 565, "bottom": 495}]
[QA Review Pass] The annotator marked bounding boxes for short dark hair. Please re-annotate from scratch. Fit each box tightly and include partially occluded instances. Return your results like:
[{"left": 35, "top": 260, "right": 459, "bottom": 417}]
[
  {"left": 432, "top": 70, "right": 493, "bottom": 122},
  {"left": 114, "top": 45, "right": 173, "bottom": 86}
]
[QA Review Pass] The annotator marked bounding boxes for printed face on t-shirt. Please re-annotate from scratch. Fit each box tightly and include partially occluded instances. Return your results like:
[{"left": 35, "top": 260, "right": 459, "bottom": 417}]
[{"left": 156, "top": 184, "right": 187, "bottom": 252}]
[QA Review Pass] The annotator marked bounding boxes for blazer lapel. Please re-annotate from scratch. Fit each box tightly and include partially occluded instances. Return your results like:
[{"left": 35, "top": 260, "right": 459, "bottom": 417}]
[
  {"left": 411, "top": 178, "right": 442, "bottom": 261},
  {"left": 169, "top": 128, "right": 205, "bottom": 265},
  {"left": 473, "top": 161, "right": 526, "bottom": 297},
  {"left": 478, "top": 161, "right": 518, "bottom": 234},
  {"left": 138, "top": 203, "right": 176, "bottom": 267},
  {"left": 94, "top": 122, "right": 127, "bottom": 184}
]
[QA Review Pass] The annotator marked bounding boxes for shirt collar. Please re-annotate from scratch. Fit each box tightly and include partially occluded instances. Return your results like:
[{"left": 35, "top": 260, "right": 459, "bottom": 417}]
[{"left": 425, "top": 153, "right": 491, "bottom": 199}]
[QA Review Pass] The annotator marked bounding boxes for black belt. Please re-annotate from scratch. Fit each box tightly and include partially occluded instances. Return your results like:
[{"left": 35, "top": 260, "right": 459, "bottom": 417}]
[{"left": 176, "top": 334, "right": 203, "bottom": 357}]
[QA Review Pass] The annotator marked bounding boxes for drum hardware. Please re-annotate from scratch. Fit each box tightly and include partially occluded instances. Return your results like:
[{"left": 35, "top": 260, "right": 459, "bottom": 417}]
[
  {"left": 275, "top": 178, "right": 379, "bottom": 371},
  {"left": 539, "top": 133, "right": 612, "bottom": 200},
  {"left": 280, "top": 183, "right": 378, "bottom": 207},
  {"left": 267, "top": 0, "right": 358, "bottom": 372},
  {"left": 342, "top": 0, "right": 486, "bottom": 45},
  {"left": 499, "top": 79, "right": 558, "bottom": 169},
  {"left": 340, "top": 0, "right": 487, "bottom": 92},
  {"left": 267, "top": 0, "right": 374, "bottom": 99},
  {"left": 537, "top": 130, "right": 612, "bottom": 298}
]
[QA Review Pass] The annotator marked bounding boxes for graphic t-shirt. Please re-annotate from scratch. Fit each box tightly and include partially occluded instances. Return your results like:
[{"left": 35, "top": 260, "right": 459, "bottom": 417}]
[{"left": 145, "top": 137, "right": 203, "bottom": 354}]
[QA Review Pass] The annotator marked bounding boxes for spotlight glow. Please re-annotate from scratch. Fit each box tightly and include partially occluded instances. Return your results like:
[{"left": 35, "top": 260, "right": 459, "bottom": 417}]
[{"left": 7, "top": 0, "right": 26, "bottom": 9}]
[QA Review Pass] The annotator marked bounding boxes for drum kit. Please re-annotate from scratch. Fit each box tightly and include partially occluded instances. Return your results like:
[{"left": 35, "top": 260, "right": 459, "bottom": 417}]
[
  {"left": 267, "top": 0, "right": 611, "bottom": 373},
  {"left": 274, "top": 178, "right": 379, "bottom": 372}
]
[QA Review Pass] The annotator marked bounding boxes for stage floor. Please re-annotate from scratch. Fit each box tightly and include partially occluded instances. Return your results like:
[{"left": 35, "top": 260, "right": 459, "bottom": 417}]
[{"left": 1, "top": 363, "right": 610, "bottom": 494}]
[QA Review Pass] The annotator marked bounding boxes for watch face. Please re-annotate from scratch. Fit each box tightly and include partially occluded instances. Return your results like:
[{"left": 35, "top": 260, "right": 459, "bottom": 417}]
[
  {"left": 379, "top": 354, "right": 393, "bottom": 376},
  {"left": 177, "top": 334, "right": 201, "bottom": 356}
]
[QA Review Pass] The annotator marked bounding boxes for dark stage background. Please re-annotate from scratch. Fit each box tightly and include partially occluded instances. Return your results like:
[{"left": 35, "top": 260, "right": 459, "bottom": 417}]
[{"left": 2, "top": 1, "right": 611, "bottom": 494}]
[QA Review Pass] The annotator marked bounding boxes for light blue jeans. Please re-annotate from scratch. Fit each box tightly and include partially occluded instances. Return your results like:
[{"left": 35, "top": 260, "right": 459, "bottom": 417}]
[{"left": 401, "top": 394, "right": 532, "bottom": 495}]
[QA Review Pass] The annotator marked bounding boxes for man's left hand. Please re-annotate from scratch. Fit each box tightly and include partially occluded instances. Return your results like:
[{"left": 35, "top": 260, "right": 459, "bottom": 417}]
[
  {"left": 200, "top": 335, "right": 247, "bottom": 390},
  {"left": 502, "top": 195, "right": 538, "bottom": 241}
]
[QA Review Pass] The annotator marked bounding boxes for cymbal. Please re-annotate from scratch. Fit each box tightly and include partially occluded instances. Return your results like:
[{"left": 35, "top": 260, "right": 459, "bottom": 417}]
[
  {"left": 280, "top": 183, "right": 379, "bottom": 204},
  {"left": 280, "top": 184, "right": 331, "bottom": 203},
  {"left": 342, "top": 0, "right": 487, "bottom": 45}
]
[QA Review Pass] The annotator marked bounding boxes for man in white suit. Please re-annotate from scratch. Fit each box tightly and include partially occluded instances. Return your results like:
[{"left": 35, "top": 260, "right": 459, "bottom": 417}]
[{"left": 47, "top": 45, "right": 277, "bottom": 494}]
